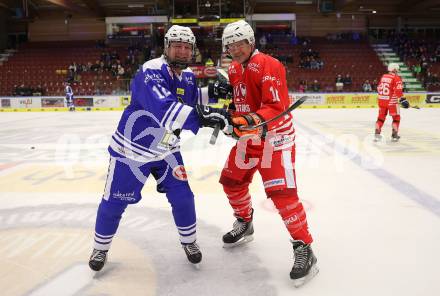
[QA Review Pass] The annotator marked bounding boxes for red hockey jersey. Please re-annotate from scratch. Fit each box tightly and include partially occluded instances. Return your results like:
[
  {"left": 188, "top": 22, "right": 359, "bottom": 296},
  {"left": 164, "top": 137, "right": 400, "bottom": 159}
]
[
  {"left": 228, "top": 50, "right": 295, "bottom": 151},
  {"left": 377, "top": 73, "right": 403, "bottom": 107}
]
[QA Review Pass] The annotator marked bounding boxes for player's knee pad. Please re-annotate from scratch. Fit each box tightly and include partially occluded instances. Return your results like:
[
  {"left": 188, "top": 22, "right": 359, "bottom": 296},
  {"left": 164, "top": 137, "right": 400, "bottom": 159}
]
[{"left": 98, "top": 199, "right": 128, "bottom": 220}]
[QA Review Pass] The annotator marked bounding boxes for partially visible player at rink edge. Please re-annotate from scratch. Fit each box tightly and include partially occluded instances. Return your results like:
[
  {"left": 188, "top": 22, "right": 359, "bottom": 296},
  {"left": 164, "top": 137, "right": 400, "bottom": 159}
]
[
  {"left": 65, "top": 82, "right": 75, "bottom": 111},
  {"left": 219, "top": 20, "right": 319, "bottom": 287},
  {"left": 88, "top": 25, "right": 232, "bottom": 271},
  {"left": 375, "top": 62, "right": 410, "bottom": 142}
]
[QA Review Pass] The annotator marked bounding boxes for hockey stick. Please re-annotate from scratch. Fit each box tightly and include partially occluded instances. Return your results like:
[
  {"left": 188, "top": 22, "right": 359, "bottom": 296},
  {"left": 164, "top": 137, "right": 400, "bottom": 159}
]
[
  {"left": 239, "top": 96, "right": 308, "bottom": 131},
  {"left": 209, "top": 68, "right": 230, "bottom": 145}
]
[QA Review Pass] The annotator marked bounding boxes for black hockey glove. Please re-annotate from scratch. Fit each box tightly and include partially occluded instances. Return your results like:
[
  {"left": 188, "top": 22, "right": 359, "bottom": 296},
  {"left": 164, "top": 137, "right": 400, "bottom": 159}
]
[
  {"left": 195, "top": 104, "right": 232, "bottom": 131},
  {"left": 399, "top": 97, "right": 410, "bottom": 109},
  {"left": 208, "top": 80, "right": 233, "bottom": 99}
]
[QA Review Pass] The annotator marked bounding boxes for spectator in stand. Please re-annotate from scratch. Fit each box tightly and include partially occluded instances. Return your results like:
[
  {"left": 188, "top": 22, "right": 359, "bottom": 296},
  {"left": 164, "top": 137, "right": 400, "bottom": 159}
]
[
  {"left": 117, "top": 64, "right": 125, "bottom": 78},
  {"left": 311, "top": 80, "right": 321, "bottom": 92},
  {"left": 335, "top": 74, "right": 344, "bottom": 91},
  {"left": 371, "top": 79, "right": 378, "bottom": 90},
  {"left": 259, "top": 34, "right": 267, "bottom": 50},
  {"left": 310, "top": 58, "right": 319, "bottom": 70},
  {"left": 91, "top": 60, "right": 101, "bottom": 72},
  {"left": 343, "top": 74, "right": 352, "bottom": 88},
  {"left": 298, "top": 80, "right": 307, "bottom": 93},
  {"left": 362, "top": 80, "right": 373, "bottom": 92}
]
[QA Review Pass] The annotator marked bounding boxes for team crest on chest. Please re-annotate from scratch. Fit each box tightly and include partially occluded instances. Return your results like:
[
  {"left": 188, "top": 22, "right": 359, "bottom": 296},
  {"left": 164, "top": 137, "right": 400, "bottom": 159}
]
[{"left": 234, "top": 82, "right": 246, "bottom": 103}]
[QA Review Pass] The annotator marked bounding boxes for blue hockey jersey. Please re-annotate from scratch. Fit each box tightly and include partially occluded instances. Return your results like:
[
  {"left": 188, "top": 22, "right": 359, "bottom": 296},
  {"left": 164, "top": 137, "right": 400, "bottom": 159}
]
[
  {"left": 109, "top": 56, "right": 210, "bottom": 162},
  {"left": 65, "top": 85, "right": 73, "bottom": 98}
]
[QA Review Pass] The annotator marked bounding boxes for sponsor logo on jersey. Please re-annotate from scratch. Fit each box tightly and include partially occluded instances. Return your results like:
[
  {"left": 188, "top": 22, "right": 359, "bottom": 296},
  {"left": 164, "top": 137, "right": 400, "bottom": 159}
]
[
  {"left": 144, "top": 73, "right": 164, "bottom": 84},
  {"left": 177, "top": 88, "right": 185, "bottom": 95},
  {"left": 172, "top": 165, "right": 188, "bottom": 181},
  {"left": 185, "top": 75, "right": 194, "bottom": 85},
  {"left": 284, "top": 214, "right": 298, "bottom": 225},
  {"left": 262, "top": 75, "right": 281, "bottom": 86},
  {"left": 263, "top": 178, "right": 285, "bottom": 189},
  {"left": 268, "top": 134, "right": 294, "bottom": 147},
  {"left": 113, "top": 190, "right": 136, "bottom": 202},
  {"left": 248, "top": 63, "right": 260, "bottom": 73},
  {"left": 235, "top": 104, "right": 251, "bottom": 112}
]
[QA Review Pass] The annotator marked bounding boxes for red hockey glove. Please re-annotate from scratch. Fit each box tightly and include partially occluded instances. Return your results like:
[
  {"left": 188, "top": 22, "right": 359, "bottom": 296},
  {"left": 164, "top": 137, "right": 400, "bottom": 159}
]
[{"left": 232, "top": 113, "right": 267, "bottom": 140}]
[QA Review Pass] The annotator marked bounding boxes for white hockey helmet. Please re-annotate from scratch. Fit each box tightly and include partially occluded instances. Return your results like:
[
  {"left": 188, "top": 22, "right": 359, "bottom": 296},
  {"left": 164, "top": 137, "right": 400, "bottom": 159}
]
[
  {"left": 164, "top": 25, "right": 196, "bottom": 51},
  {"left": 387, "top": 63, "right": 400, "bottom": 72},
  {"left": 222, "top": 20, "right": 255, "bottom": 52}
]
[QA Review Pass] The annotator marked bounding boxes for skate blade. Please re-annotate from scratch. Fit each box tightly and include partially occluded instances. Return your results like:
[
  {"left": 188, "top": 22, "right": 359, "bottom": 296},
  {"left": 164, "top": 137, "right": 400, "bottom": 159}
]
[
  {"left": 223, "top": 235, "right": 254, "bottom": 248},
  {"left": 292, "top": 264, "right": 319, "bottom": 288},
  {"left": 191, "top": 263, "right": 201, "bottom": 270}
]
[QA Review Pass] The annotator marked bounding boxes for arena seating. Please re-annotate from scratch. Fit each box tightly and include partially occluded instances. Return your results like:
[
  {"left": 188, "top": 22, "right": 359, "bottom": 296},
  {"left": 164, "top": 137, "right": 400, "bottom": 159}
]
[
  {"left": 264, "top": 36, "right": 386, "bottom": 92},
  {"left": 0, "top": 41, "right": 127, "bottom": 96},
  {"left": 3, "top": 36, "right": 433, "bottom": 96}
]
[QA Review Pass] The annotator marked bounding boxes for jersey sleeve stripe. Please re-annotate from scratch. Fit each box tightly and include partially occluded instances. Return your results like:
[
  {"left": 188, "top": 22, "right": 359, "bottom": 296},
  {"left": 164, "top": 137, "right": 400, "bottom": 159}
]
[
  {"left": 199, "top": 87, "right": 209, "bottom": 105},
  {"left": 160, "top": 102, "right": 178, "bottom": 126},
  {"left": 171, "top": 105, "right": 193, "bottom": 131},
  {"left": 163, "top": 102, "right": 184, "bottom": 130}
]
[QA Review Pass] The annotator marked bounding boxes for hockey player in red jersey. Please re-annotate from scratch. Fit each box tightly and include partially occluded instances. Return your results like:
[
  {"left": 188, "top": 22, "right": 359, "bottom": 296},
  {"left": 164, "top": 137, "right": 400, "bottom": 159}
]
[
  {"left": 219, "top": 20, "right": 318, "bottom": 287},
  {"left": 375, "top": 63, "right": 410, "bottom": 141}
]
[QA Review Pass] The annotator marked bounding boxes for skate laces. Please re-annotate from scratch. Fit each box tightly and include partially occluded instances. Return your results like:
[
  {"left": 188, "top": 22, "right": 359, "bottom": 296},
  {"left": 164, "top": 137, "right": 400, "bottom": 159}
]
[
  {"left": 293, "top": 245, "right": 309, "bottom": 269},
  {"left": 230, "top": 220, "right": 247, "bottom": 237},
  {"left": 184, "top": 242, "right": 200, "bottom": 255},
  {"left": 91, "top": 250, "right": 107, "bottom": 262}
]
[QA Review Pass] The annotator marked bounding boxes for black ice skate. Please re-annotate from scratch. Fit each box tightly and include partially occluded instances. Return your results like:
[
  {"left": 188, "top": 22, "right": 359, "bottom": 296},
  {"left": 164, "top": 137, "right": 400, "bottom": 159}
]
[
  {"left": 222, "top": 210, "right": 254, "bottom": 248},
  {"left": 89, "top": 249, "right": 108, "bottom": 271},
  {"left": 290, "top": 240, "right": 319, "bottom": 287},
  {"left": 391, "top": 130, "right": 400, "bottom": 142},
  {"left": 182, "top": 241, "right": 202, "bottom": 265}
]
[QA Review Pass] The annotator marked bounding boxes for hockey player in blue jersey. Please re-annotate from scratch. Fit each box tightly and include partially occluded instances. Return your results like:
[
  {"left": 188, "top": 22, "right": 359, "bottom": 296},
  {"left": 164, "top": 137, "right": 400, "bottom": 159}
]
[
  {"left": 65, "top": 82, "right": 75, "bottom": 111},
  {"left": 88, "top": 25, "right": 232, "bottom": 271}
]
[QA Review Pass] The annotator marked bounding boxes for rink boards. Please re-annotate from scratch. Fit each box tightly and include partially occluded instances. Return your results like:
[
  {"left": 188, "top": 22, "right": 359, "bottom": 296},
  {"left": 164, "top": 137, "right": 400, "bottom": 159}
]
[{"left": 1, "top": 92, "right": 439, "bottom": 112}]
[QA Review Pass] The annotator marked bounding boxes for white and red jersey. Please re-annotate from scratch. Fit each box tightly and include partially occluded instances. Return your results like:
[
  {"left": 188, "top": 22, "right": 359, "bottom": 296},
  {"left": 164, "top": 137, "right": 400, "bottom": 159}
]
[
  {"left": 228, "top": 50, "right": 295, "bottom": 152},
  {"left": 377, "top": 73, "right": 403, "bottom": 108}
]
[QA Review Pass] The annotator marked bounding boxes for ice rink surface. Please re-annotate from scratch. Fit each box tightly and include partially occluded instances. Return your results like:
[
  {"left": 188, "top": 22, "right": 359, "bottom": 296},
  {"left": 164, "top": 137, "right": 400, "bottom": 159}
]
[{"left": 0, "top": 108, "right": 439, "bottom": 296}]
